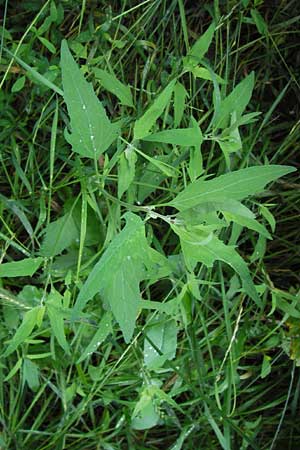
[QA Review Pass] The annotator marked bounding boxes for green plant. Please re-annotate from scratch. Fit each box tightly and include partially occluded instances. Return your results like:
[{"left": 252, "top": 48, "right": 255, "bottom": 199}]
[{"left": 0, "top": 2, "right": 299, "bottom": 449}]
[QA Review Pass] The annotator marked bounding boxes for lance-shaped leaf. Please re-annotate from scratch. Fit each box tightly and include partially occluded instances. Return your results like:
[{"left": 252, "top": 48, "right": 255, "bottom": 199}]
[
  {"left": 60, "top": 40, "right": 119, "bottom": 159},
  {"left": 212, "top": 72, "right": 255, "bottom": 129},
  {"left": 73, "top": 213, "right": 167, "bottom": 343},
  {"left": 46, "top": 289, "right": 70, "bottom": 355},
  {"left": 3, "top": 306, "right": 43, "bottom": 357},
  {"left": 0, "top": 257, "right": 43, "bottom": 278},
  {"left": 171, "top": 165, "right": 295, "bottom": 211},
  {"left": 133, "top": 79, "right": 176, "bottom": 140},
  {"left": 94, "top": 68, "right": 134, "bottom": 107},
  {"left": 141, "top": 126, "right": 202, "bottom": 147},
  {"left": 172, "top": 224, "right": 261, "bottom": 307},
  {"left": 183, "top": 22, "right": 216, "bottom": 69}
]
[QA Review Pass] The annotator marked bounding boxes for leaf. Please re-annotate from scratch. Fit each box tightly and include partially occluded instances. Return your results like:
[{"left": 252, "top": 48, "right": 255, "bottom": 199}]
[
  {"left": 183, "top": 22, "right": 215, "bottom": 69},
  {"left": 223, "top": 212, "right": 272, "bottom": 239},
  {"left": 135, "top": 147, "right": 178, "bottom": 177},
  {"left": 23, "top": 358, "right": 40, "bottom": 391},
  {"left": 142, "top": 127, "right": 202, "bottom": 147},
  {"left": 191, "top": 66, "right": 226, "bottom": 84},
  {"left": 77, "top": 311, "right": 113, "bottom": 363},
  {"left": 260, "top": 204, "right": 276, "bottom": 232},
  {"left": 0, "top": 257, "right": 43, "bottom": 278},
  {"left": 144, "top": 315, "right": 177, "bottom": 370},
  {"left": 174, "top": 81, "right": 188, "bottom": 128},
  {"left": 213, "top": 72, "right": 255, "bottom": 129},
  {"left": 133, "top": 79, "right": 176, "bottom": 140},
  {"left": 171, "top": 165, "right": 296, "bottom": 211},
  {"left": 178, "top": 200, "right": 256, "bottom": 226},
  {"left": 46, "top": 289, "right": 70, "bottom": 355},
  {"left": 38, "top": 36, "right": 56, "bottom": 54},
  {"left": 4, "top": 48, "right": 63, "bottom": 96},
  {"left": 4, "top": 358, "right": 23, "bottom": 381},
  {"left": 131, "top": 386, "right": 160, "bottom": 430},
  {"left": 61, "top": 40, "right": 119, "bottom": 159},
  {"left": 3, "top": 306, "right": 42, "bottom": 357},
  {"left": 118, "top": 145, "right": 137, "bottom": 198},
  {"left": 40, "top": 212, "right": 79, "bottom": 257},
  {"left": 260, "top": 355, "right": 271, "bottom": 378},
  {"left": 251, "top": 9, "right": 268, "bottom": 36},
  {"left": 74, "top": 213, "right": 164, "bottom": 343},
  {"left": 172, "top": 224, "right": 261, "bottom": 306},
  {"left": 94, "top": 68, "right": 134, "bottom": 107},
  {"left": 11, "top": 75, "right": 26, "bottom": 93}
]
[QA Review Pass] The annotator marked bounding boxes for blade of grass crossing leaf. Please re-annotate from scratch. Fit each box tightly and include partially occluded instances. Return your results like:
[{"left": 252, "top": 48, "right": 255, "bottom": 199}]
[
  {"left": 40, "top": 199, "right": 79, "bottom": 257},
  {"left": 77, "top": 312, "right": 113, "bottom": 363},
  {"left": 76, "top": 185, "right": 87, "bottom": 281},
  {"left": 118, "top": 146, "right": 137, "bottom": 198},
  {"left": 174, "top": 81, "right": 188, "bottom": 127},
  {"left": 46, "top": 290, "right": 70, "bottom": 355},
  {"left": 3, "top": 306, "right": 42, "bottom": 357},
  {"left": 3, "top": 47, "right": 63, "bottom": 96},
  {"left": 47, "top": 99, "right": 58, "bottom": 226},
  {"left": 134, "top": 146, "right": 177, "bottom": 177}
]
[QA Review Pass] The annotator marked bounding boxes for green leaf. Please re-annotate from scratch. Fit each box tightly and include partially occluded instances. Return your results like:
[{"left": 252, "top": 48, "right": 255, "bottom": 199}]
[
  {"left": 213, "top": 72, "right": 255, "bottom": 129},
  {"left": 171, "top": 165, "right": 296, "bottom": 211},
  {"left": 0, "top": 257, "right": 43, "bottom": 278},
  {"left": 38, "top": 36, "right": 56, "bottom": 54},
  {"left": 142, "top": 126, "right": 202, "bottom": 147},
  {"left": 77, "top": 311, "right": 113, "bottom": 363},
  {"left": 23, "top": 358, "right": 40, "bottom": 391},
  {"left": 11, "top": 75, "right": 26, "bottom": 93},
  {"left": 174, "top": 81, "right": 188, "bottom": 128},
  {"left": 131, "top": 385, "right": 160, "bottom": 430},
  {"left": 191, "top": 66, "right": 226, "bottom": 84},
  {"left": 3, "top": 306, "right": 42, "bottom": 357},
  {"left": 74, "top": 213, "right": 164, "bottom": 343},
  {"left": 60, "top": 40, "right": 119, "bottom": 159},
  {"left": 4, "top": 47, "right": 63, "bottom": 95},
  {"left": 4, "top": 358, "right": 23, "bottom": 381},
  {"left": 135, "top": 147, "right": 178, "bottom": 177},
  {"left": 260, "top": 355, "right": 271, "bottom": 378},
  {"left": 260, "top": 204, "right": 276, "bottom": 232},
  {"left": 118, "top": 145, "right": 137, "bottom": 198},
  {"left": 94, "top": 67, "right": 134, "bottom": 107},
  {"left": 251, "top": 9, "right": 268, "bottom": 36},
  {"left": 133, "top": 79, "right": 176, "bottom": 140},
  {"left": 172, "top": 224, "right": 261, "bottom": 306},
  {"left": 40, "top": 212, "right": 79, "bottom": 257},
  {"left": 46, "top": 289, "right": 70, "bottom": 355},
  {"left": 223, "top": 212, "right": 272, "bottom": 239},
  {"left": 144, "top": 315, "right": 177, "bottom": 370},
  {"left": 183, "top": 22, "right": 215, "bottom": 69}
]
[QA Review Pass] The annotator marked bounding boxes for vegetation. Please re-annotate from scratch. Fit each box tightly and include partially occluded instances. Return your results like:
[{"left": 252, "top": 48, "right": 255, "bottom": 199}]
[{"left": 0, "top": 1, "right": 299, "bottom": 449}]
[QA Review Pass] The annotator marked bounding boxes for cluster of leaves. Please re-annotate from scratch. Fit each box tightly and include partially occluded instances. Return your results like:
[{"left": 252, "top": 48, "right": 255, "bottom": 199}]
[{"left": 0, "top": 1, "right": 299, "bottom": 449}]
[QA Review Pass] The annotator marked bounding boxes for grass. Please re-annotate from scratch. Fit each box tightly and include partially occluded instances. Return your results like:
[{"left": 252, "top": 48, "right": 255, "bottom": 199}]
[{"left": 0, "top": 1, "right": 299, "bottom": 449}]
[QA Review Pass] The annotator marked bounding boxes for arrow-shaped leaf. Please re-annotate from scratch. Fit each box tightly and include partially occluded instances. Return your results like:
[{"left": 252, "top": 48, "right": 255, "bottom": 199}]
[
  {"left": 61, "top": 40, "right": 119, "bottom": 159},
  {"left": 171, "top": 165, "right": 296, "bottom": 211},
  {"left": 73, "top": 213, "right": 167, "bottom": 343}
]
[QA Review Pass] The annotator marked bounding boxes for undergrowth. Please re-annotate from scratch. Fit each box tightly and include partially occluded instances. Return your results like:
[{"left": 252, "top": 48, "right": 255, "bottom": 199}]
[{"left": 0, "top": 1, "right": 299, "bottom": 449}]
